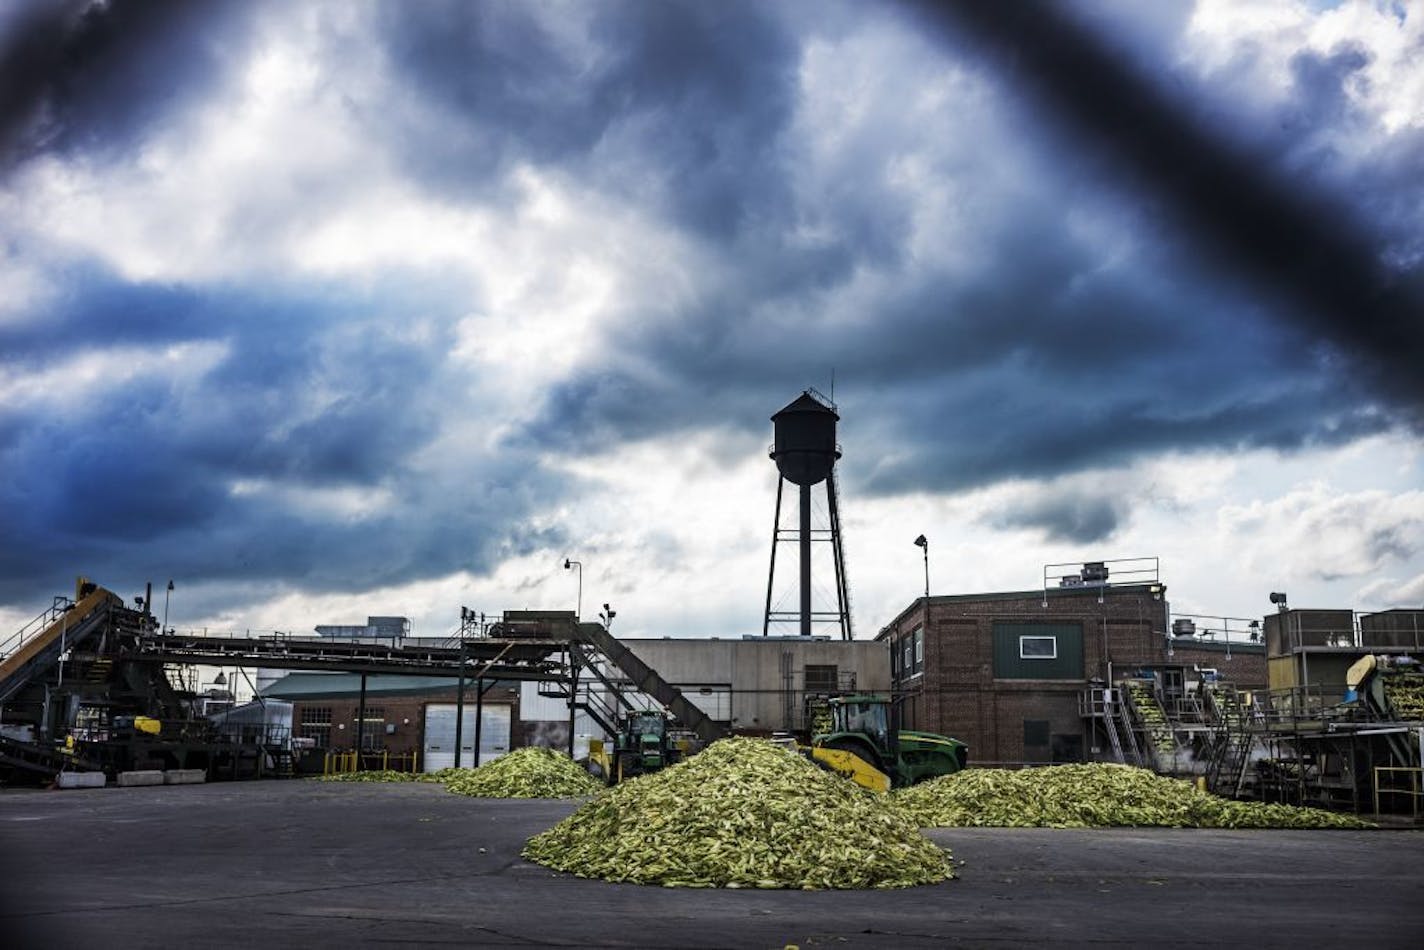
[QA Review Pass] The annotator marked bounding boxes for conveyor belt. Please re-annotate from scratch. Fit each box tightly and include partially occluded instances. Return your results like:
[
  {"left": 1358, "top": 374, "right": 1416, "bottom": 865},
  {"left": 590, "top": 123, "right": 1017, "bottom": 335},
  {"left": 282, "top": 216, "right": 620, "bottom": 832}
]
[
  {"left": 0, "top": 733, "right": 104, "bottom": 776},
  {"left": 0, "top": 588, "right": 121, "bottom": 703},
  {"left": 573, "top": 621, "right": 721, "bottom": 743}
]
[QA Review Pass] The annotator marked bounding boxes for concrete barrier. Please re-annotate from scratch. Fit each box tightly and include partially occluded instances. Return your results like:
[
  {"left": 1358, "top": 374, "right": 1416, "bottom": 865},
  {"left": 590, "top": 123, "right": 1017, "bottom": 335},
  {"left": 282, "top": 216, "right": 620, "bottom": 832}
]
[
  {"left": 116, "top": 770, "right": 165, "bottom": 787},
  {"left": 163, "top": 769, "right": 207, "bottom": 785},
  {"left": 57, "top": 771, "right": 106, "bottom": 789}
]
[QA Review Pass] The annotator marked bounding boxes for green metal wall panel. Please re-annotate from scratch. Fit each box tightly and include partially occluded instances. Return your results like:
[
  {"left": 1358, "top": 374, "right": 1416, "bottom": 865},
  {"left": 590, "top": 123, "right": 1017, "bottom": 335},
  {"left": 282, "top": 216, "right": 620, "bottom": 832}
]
[{"left": 992, "top": 622, "right": 1084, "bottom": 679}]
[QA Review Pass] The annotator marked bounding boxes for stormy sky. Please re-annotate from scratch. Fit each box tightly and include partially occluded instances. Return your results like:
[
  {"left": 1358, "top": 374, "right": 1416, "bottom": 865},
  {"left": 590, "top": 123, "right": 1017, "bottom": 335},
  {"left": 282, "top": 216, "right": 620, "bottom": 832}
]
[{"left": 2, "top": 0, "right": 1421, "bottom": 640}]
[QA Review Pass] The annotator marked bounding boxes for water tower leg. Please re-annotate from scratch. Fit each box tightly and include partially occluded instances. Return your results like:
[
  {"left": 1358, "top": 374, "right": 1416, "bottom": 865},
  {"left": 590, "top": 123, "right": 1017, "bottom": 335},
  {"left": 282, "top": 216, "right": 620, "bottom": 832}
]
[
  {"left": 827, "top": 469, "right": 852, "bottom": 641},
  {"left": 763, "top": 477, "right": 784, "bottom": 637},
  {"left": 800, "top": 482, "right": 812, "bottom": 636}
]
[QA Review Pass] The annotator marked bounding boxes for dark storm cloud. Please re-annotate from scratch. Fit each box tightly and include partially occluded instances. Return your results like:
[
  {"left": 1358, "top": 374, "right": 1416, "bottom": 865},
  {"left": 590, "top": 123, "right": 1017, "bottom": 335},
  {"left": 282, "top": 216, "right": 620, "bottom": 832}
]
[
  {"left": 0, "top": 266, "right": 204, "bottom": 357},
  {"left": 516, "top": 0, "right": 1421, "bottom": 496},
  {"left": 3, "top": 0, "right": 1420, "bottom": 619},
  {"left": 519, "top": 190, "right": 1380, "bottom": 494},
  {"left": 903, "top": 0, "right": 1424, "bottom": 414},
  {"left": 988, "top": 490, "right": 1126, "bottom": 545},
  {"left": 0, "top": 275, "right": 567, "bottom": 602},
  {"left": 370, "top": 0, "right": 799, "bottom": 238},
  {"left": 0, "top": 0, "right": 262, "bottom": 169}
]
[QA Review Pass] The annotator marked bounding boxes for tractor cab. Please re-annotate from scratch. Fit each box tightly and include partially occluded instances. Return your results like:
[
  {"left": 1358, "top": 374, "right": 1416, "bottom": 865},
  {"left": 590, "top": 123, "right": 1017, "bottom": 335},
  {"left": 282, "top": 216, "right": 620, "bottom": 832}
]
[
  {"left": 604, "top": 709, "right": 681, "bottom": 784},
  {"left": 627, "top": 711, "right": 669, "bottom": 766},
  {"left": 828, "top": 696, "right": 891, "bottom": 749},
  {"left": 813, "top": 694, "right": 967, "bottom": 788}
]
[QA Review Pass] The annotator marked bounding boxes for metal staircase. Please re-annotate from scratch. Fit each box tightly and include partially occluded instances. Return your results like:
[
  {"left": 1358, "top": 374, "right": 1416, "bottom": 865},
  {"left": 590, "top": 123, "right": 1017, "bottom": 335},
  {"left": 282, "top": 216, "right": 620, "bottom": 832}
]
[
  {"left": 572, "top": 622, "right": 721, "bottom": 743},
  {"left": 565, "top": 643, "right": 637, "bottom": 737},
  {"left": 1204, "top": 683, "right": 1254, "bottom": 797},
  {"left": 1106, "top": 688, "right": 1145, "bottom": 766},
  {"left": 1083, "top": 686, "right": 1145, "bottom": 766},
  {"left": 83, "top": 656, "right": 114, "bottom": 685}
]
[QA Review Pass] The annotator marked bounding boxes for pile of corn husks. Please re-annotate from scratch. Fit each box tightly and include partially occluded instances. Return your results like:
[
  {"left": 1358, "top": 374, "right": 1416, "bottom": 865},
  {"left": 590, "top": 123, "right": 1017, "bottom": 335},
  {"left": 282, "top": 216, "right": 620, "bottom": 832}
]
[
  {"left": 522, "top": 737, "right": 952, "bottom": 889},
  {"left": 445, "top": 746, "right": 603, "bottom": 799},
  {"left": 893, "top": 764, "right": 1372, "bottom": 829},
  {"left": 1126, "top": 682, "right": 1177, "bottom": 762},
  {"left": 1383, "top": 672, "right": 1424, "bottom": 720},
  {"left": 318, "top": 769, "right": 427, "bottom": 783},
  {"left": 423, "top": 766, "right": 477, "bottom": 784}
]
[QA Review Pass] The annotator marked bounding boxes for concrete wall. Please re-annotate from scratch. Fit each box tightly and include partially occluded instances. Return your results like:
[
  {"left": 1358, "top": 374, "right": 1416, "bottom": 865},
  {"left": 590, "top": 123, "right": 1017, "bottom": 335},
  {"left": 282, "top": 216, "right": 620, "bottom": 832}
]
[{"left": 605, "top": 638, "right": 891, "bottom": 733}]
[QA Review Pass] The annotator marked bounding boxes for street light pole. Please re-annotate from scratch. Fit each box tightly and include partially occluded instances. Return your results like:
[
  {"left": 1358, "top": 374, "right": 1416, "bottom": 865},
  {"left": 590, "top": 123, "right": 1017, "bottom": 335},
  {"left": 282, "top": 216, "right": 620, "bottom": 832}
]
[
  {"left": 913, "top": 535, "right": 929, "bottom": 599},
  {"left": 564, "top": 559, "right": 583, "bottom": 619}
]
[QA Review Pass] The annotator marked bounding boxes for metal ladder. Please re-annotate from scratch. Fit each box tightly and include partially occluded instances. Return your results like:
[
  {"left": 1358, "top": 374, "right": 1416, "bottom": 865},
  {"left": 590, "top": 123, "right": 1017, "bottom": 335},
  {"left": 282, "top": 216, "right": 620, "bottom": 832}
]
[
  {"left": 1102, "top": 690, "right": 1126, "bottom": 763},
  {"left": 1117, "top": 693, "right": 1145, "bottom": 766}
]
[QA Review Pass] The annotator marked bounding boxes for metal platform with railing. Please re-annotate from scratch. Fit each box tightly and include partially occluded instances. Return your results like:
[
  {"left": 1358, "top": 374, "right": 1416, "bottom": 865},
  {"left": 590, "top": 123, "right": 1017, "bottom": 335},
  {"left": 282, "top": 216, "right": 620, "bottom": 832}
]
[{"left": 1, "top": 583, "right": 733, "bottom": 783}]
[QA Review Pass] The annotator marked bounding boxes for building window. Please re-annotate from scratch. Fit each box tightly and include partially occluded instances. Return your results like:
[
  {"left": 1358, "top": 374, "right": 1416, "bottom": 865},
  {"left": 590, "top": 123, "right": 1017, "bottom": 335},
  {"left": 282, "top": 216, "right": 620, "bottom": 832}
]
[
  {"left": 1020, "top": 635, "right": 1057, "bottom": 659},
  {"left": 354, "top": 706, "right": 386, "bottom": 750},
  {"left": 913, "top": 626, "right": 924, "bottom": 672},
  {"left": 804, "top": 665, "right": 838, "bottom": 693},
  {"left": 902, "top": 636, "right": 913, "bottom": 676},
  {"left": 300, "top": 706, "right": 332, "bottom": 745}
]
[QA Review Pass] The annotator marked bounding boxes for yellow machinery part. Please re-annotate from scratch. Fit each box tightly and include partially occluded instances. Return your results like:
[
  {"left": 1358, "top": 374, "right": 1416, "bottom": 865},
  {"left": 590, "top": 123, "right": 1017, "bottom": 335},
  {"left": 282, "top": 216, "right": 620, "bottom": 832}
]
[
  {"left": 586, "top": 738, "right": 612, "bottom": 781},
  {"left": 806, "top": 746, "right": 891, "bottom": 794},
  {"left": 133, "top": 717, "right": 161, "bottom": 736},
  {"left": 1346, "top": 654, "right": 1377, "bottom": 692}
]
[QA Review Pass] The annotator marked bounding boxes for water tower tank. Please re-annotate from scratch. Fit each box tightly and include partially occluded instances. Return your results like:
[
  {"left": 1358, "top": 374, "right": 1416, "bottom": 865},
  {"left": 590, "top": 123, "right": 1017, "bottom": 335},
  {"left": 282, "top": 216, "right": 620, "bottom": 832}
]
[{"left": 770, "top": 391, "right": 841, "bottom": 486}]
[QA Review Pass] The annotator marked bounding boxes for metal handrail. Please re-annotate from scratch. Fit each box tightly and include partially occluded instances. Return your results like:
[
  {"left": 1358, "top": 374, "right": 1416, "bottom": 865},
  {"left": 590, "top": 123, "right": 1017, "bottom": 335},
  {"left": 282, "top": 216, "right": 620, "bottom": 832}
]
[
  {"left": 1373, "top": 766, "right": 1423, "bottom": 818},
  {"left": 0, "top": 596, "right": 74, "bottom": 660}
]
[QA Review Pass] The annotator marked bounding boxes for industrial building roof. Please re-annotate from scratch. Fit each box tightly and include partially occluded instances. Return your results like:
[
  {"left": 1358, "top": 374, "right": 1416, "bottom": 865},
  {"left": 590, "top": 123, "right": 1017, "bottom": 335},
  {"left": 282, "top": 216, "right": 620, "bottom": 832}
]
[
  {"left": 259, "top": 673, "right": 513, "bottom": 700},
  {"left": 875, "top": 584, "right": 1170, "bottom": 638}
]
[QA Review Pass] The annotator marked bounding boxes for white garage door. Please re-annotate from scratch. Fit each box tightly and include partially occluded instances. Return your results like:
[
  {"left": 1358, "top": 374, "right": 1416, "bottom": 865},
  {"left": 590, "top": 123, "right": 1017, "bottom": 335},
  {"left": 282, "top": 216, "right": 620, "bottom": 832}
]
[
  {"left": 683, "top": 685, "right": 732, "bottom": 722},
  {"left": 423, "top": 703, "right": 511, "bottom": 772}
]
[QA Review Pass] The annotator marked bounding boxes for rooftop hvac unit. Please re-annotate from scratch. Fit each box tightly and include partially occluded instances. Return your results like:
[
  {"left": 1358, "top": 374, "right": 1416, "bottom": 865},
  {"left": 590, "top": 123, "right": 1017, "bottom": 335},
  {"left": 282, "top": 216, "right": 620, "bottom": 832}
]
[
  {"left": 1172, "top": 619, "right": 1197, "bottom": 638},
  {"left": 1060, "top": 575, "right": 1085, "bottom": 588},
  {"left": 1081, "top": 562, "right": 1110, "bottom": 584}
]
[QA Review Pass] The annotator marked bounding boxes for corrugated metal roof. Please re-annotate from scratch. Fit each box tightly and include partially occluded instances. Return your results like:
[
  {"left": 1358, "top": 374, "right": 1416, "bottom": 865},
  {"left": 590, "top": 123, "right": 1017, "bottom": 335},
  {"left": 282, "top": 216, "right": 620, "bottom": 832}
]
[{"left": 259, "top": 673, "right": 488, "bottom": 699}]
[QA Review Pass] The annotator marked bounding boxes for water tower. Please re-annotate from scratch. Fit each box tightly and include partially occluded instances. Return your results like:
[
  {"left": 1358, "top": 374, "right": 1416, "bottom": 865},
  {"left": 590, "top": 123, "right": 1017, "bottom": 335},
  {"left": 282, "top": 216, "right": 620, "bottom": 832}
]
[{"left": 762, "top": 389, "right": 853, "bottom": 640}]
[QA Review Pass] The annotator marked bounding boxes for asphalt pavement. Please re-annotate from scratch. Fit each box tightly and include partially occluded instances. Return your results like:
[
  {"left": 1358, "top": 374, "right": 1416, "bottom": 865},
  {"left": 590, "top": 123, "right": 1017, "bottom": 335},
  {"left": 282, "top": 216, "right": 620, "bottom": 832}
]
[{"left": 1, "top": 780, "right": 1421, "bottom": 948}]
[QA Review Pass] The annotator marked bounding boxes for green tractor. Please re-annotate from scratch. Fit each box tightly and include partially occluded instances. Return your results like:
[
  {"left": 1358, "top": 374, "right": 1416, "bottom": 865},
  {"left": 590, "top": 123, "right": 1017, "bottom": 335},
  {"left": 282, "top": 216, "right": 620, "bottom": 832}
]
[
  {"left": 606, "top": 710, "right": 681, "bottom": 784},
  {"left": 812, "top": 694, "right": 966, "bottom": 789}
]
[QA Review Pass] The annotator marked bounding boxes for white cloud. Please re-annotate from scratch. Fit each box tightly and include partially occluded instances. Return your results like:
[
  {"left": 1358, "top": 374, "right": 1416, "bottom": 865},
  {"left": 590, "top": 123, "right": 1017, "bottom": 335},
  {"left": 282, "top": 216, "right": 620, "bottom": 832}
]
[
  {"left": 1355, "top": 572, "right": 1424, "bottom": 609},
  {"left": 1186, "top": 0, "right": 1424, "bottom": 131},
  {"left": 1217, "top": 483, "right": 1424, "bottom": 582},
  {"left": 226, "top": 478, "right": 395, "bottom": 523},
  {"left": 0, "top": 340, "right": 229, "bottom": 412}
]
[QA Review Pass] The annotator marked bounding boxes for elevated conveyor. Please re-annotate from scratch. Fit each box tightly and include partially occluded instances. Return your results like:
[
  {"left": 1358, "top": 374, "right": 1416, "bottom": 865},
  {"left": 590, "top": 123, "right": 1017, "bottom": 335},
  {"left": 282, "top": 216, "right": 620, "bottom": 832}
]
[
  {"left": 1122, "top": 679, "right": 1178, "bottom": 770},
  {"left": 0, "top": 585, "right": 122, "bottom": 704},
  {"left": 1353, "top": 656, "right": 1423, "bottom": 769},
  {"left": 134, "top": 629, "right": 566, "bottom": 681},
  {"left": 573, "top": 621, "right": 722, "bottom": 743}
]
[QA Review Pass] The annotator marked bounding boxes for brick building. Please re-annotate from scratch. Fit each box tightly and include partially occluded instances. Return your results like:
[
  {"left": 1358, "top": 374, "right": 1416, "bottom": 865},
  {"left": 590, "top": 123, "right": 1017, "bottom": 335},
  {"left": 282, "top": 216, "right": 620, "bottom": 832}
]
[
  {"left": 876, "top": 582, "right": 1266, "bottom": 766},
  {"left": 261, "top": 673, "right": 522, "bottom": 770}
]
